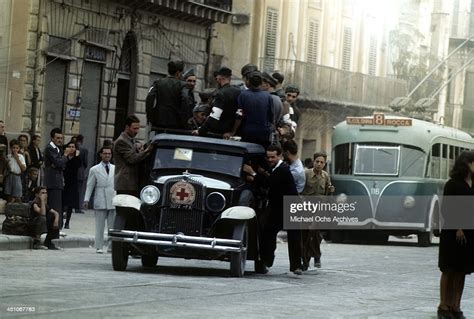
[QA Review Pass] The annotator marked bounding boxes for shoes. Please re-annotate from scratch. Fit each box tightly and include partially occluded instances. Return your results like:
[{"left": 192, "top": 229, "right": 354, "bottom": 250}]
[
  {"left": 47, "top": 243, "right": 62, "bottom": 250},
  {"left": 314, "top": 257, "right": 321, "bottom": 268},
  {"left": 33, "top": 243, "right": 48, "bottom": 250},
  {"left": 452, "top": 311, "right": 465, "bottom": 319},
  {"left": 96, "top": 249, "right": 104, "bottom": 254},
  {"left": 437, "top": 309, "right": 455, "bottom": 319},
  {"left": 64, "top": 224, "right": 69, "bottom": 229},
  {"left": 292, "top": 268, "right": 303, "bottom": 276},
  {"left": 60, "top": 231, "right": 67, "bottom": 237}
]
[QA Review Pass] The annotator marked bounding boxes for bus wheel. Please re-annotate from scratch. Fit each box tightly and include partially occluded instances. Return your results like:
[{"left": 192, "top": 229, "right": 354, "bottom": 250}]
[{"left": 417, "top": 231, "right": 433, "bottom": 247}]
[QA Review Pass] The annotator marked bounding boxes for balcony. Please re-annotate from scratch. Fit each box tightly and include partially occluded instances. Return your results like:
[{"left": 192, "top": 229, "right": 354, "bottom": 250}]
[
  {"left": 260, "top": 58, "right": 408, "bottom": 109},
  {"left": 111, "top": 0, "right": 233, "bottom": 25}
]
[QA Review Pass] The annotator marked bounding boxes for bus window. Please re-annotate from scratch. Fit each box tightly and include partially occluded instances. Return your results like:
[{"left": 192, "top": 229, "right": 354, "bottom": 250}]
[
  {"left": 440, "top": 144, "right": 448, "bottom": 179},
  {"left": 430, "top": 144, "right": 440, "bottom": 178},
  {"left": 400, "top": 146, "right": 425, "bottom": 177},
  {"left": 354, "top": 145, "right": 400, "bottom": 176},
  {"left": 334, "top": 143, "right": 352, "bottom": 174}
]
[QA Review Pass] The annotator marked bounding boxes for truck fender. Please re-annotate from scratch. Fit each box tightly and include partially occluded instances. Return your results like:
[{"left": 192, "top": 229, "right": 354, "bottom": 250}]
[
  {"left": 112, "top": 194, "right": 141, "bottom": 212},
  {"left": 219, "top": 206, "right": 256, "bottom": 220}
]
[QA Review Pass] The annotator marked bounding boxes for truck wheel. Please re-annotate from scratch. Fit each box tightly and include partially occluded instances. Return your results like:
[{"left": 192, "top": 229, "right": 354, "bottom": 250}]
[
  {"left": 112, "top": 241, "right": 129, "bottom": 271},
  {"left": 230, "top": 222, "right": 248, "bottom": 277},
  {"left": 141, "top": 255, "right": 159, "bottom": 268}
]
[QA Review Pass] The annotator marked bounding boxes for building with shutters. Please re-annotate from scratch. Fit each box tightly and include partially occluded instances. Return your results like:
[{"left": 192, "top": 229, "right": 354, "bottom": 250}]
[
  {"left": 0, "top": 0, "right": 231, "bottom": 163},
  {"left": 211, "top": 0, "right": 474, "bottom": 159}
]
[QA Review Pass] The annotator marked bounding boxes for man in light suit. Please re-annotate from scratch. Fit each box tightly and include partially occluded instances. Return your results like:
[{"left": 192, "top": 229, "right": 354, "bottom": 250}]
[
  {"left": 84, "top": 146, "right": 116, "bottom": 254},
  {"left": 44, "top": 128, "right": 74, "bottom": 230}
]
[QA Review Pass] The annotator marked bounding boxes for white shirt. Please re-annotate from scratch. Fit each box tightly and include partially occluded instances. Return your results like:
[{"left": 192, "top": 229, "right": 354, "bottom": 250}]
[
  {"left": 49, "top": 141, "right": 60, "bottom": 154},
  {"left": 8, "top": 153, "right": 25, "bottom": 174},
  {"left": 289, "top": 159, "right": 306, "bottom": 194}
]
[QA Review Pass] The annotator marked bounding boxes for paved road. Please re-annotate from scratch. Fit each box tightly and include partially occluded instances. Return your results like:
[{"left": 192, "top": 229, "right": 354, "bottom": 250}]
[{"left": 0, "top": 239, "right": 472, "bottom": 318}]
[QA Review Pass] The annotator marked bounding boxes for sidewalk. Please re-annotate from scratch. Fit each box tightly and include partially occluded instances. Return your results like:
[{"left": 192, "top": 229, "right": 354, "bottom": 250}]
[{"left": 0, "top": 209, "right": 96, "bottom": 250}]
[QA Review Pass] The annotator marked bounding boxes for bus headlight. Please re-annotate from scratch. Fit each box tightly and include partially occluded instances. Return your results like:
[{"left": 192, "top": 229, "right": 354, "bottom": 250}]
[
  {"left": 403, "top": 196, "right": 415, "bottom": 209},
  {"left": 140, "top": 185, "right": 161, "bottom": 205},
  {"left": 206, "top": 192, "right": 226, "bottom": 213},
  {"left": 336, "top": 193, "right": 348, "bottom": 204}
]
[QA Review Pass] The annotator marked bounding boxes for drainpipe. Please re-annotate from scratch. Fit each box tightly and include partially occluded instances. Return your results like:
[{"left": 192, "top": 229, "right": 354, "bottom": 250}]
[
  {"left": 30, "top": 0, "right": 43, "bottom": 136},
  {"left": 204, "top": 24, "right": 213, "bottom": 88}
]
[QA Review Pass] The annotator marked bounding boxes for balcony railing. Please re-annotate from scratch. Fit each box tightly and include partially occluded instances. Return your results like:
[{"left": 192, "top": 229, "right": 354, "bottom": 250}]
[{"left": 259, "top": 58, "right": 408, "bottom": 109}]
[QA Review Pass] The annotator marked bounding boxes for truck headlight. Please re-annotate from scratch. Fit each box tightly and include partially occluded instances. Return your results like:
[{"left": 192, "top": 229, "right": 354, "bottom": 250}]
[
  {"left": 140, "top": 185, "right": 161, "bottom": 205},
  {"left": 206, "top": 192, "right": 226, "bottom": 213}
]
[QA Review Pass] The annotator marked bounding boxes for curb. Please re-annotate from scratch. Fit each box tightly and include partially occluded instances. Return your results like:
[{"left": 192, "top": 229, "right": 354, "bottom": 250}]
[{"left": 0, "top": 234, "right": 95, "bottom": 251}]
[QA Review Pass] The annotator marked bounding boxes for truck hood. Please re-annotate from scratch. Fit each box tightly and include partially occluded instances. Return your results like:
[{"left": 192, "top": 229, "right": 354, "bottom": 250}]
[{"left": 154, "top": 174, "right": 232, "bottom": 190}]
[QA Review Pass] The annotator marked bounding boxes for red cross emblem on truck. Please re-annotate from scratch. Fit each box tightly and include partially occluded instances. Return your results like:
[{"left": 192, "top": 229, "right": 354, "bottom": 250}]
[
  {"left": 170, "top": 181, "right": 196, "bottom": 205},
  {"left": 176, "top": 188, "right": 189, "bottom": 201}
]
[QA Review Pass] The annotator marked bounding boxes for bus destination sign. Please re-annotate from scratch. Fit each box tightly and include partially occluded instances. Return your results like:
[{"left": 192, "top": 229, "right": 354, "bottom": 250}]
[{"left": 346, "top": 113, "right": 412, "bottom": 126}]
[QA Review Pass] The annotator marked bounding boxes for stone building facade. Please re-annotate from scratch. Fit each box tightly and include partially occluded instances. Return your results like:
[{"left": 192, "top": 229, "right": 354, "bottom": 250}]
[{"left": 1, "top": 0, "right": 230, "bottom": 162}]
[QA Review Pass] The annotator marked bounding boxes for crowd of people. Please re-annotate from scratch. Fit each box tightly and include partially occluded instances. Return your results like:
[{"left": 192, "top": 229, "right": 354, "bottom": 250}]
[
  {"left": 144, "top": 60, "right": 336, "bottom": 276},
  {"left": 0, "top": 122, "right": 114, "bottom": 252}
]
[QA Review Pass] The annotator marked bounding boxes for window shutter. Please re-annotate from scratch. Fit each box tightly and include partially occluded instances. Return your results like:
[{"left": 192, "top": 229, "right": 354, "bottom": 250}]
[
  {"left": 368, "top": 36, "right": 377, "bottom": 76},
  {"left": 342, "top": 27, "right": 352, "bottom": 71},
  {"left": 307, "top": 19, "right": 320, "bottom": 64},
  {"left": 264, "top": 8, "right": 279, "bottom": 71}
]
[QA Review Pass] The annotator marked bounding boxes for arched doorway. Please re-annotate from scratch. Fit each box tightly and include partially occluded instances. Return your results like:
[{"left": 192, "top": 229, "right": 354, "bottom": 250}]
[{"left": 114, "top": 32, "right": 138, "bottom": 139}]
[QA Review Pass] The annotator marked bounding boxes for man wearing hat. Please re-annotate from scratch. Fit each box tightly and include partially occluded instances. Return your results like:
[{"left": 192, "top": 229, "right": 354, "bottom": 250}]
[
  {"left": 149, "top": 60, "right": 191, "bottom": 131},
  {"left": 238, "top": 64, "right": 258, "bottom": 90},
  {"left": 194, "top": 66, "right": 241, "bottom": 136},
  {"left": 187, "top": 104, "right": 210, "bottom": 130}
]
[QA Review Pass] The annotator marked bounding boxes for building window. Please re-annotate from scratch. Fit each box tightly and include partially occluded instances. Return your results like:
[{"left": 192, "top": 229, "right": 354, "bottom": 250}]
[
  {"left": 341, "top": 27, "right": 352, "bottom": 71},
  {"left": 307, "top": 19, "right": 320, "bottom": 64},
  {"left": 48, "top": 36, "right": 72, "bottom": 56},
  {"left": 264, "top": 8, "right": 279, "bottom": 72},
  {"left": 368, "top": 36, "right": 377, "bottom": 76}
]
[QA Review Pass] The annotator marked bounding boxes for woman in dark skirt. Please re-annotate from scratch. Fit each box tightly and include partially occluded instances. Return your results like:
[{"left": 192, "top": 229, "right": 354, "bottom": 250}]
[
  {"left": 438, "top": 151, "right": 474, "bottom": 319},
  {"left": 62, "top": 141, "right": 81, "bottom": 229}
]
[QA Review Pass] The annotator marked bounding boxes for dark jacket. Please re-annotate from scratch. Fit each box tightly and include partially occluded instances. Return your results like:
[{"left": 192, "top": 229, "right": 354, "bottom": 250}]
[
  {"left": 27, "top": 144, "right": 43, "bottom": 169},
  {"left": 113, "top": 132, "right": 150, "bottom": 192},
  {"left": 44, "top": 143, "right": 68, "bottom": 190},
  {"left": 267, "top": 161, "right": 298, "bottom": 227},
  {"left": 154, "top": 76, "right": 190, "bottom": 130},
  {"left": 198, "top": 83, "right": 241, "bottom": 135}
]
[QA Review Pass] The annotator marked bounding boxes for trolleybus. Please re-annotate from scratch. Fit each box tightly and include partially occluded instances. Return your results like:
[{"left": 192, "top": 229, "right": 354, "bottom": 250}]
[{"left": 330, "top": 113, "right": 474, "bottom": 246}]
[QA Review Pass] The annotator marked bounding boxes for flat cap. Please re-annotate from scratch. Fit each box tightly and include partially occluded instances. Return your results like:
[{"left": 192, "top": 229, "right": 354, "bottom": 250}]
[
  {"left": 272, "top": 72, "right": 284, "bottom": 84},
  {"left": 262, "top": 72, "right": 277, "bottom": 87},
  {"left": 183, "top": 68, "right": 195, "bottom": 79},
  {"left": 241, "top": 63, "right": 258, "bottom": 77}
]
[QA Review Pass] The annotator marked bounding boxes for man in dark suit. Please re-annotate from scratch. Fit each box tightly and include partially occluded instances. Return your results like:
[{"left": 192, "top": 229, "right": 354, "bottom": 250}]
[
  {"left": 149, "top": 60, "right": 191, "bottom": 130},
  {"left": 75, "top": 134, "right": 88, "bottom": 213},
  {"left": 259, "top": 145, "right": 303, "bottom": 275},
  {"left": 44, "top": 127, "right": 74, "bottom": 230},
  {"left": 113, "top": 115, "right": 154, "bottom": 196}
]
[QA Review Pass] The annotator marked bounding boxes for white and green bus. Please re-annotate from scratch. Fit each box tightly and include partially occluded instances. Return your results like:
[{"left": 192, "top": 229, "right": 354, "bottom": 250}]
[{"left": 330, "top": 113, "right": 474, "bottom": 246}]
